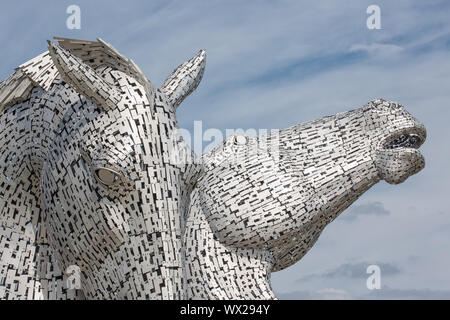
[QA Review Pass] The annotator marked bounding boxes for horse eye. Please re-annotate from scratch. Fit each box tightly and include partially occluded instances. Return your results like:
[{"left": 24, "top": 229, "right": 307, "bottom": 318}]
[{"left": 94, "top": 168, "right": 120, "bottom": 186}]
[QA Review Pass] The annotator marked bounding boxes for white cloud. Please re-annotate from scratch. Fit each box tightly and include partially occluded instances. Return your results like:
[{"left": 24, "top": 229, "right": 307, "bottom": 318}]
[
  {"left": 349, "top": 43, "right": 403, "bottom": 57},
  {"left": 278, "top": 288, "right": 353, "bottom": 300},
  {"left": 316, "top": 288, "right": 353, "bottom": 300}
]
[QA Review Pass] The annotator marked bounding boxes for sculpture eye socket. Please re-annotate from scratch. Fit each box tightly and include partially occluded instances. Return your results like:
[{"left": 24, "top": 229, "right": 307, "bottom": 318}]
[{"left": 93, "top": 168, "right": 120, "bottom": 186}]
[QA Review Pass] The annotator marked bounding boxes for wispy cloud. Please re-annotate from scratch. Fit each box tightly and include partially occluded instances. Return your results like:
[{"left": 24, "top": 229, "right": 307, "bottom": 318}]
[
  {"left": 297, "top": 261, "right": 400, "bottom": 282},
  {"left": 362, "top": 286, "right": 450, "bottom": 300},
  {"left": 339, "top": 202, "right": 391, "bottom": 222},
  {"left": 349, "top": 43, "right": 403, "bottom": 57},
  {"left": 278, "top": 288, "right": 353, "bottom": 300},
  {"left": 278, "top": 286, "right": 450, "bottom": 300}
]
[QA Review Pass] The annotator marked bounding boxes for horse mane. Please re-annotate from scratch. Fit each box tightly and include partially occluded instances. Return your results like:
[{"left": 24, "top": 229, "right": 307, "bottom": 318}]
[{"left": 0, "top": 37, "right": 148, "bottom": 113}]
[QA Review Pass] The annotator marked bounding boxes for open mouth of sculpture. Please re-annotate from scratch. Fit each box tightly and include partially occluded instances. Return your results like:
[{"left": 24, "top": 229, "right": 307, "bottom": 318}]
[
  {"left": 384, "top": 133, "right": 423, "bottom": 150},
  {"left": 376, "top": 124, "right": 426, "bottom": 184},
  {"left": 382, "top": 126, "right": 426, "bottom": 151}
]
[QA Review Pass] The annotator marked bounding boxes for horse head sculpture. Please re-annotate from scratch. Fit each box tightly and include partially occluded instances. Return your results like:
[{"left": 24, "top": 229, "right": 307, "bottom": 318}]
[
  {"left": 184, "top": 99, "right": 426, "bottom": 299},
  {"left": 0, "top": 38, "right": 426, "bottom": 300},
  {"left": 0, "top": 38, "right": 205, "bottom": 299}
]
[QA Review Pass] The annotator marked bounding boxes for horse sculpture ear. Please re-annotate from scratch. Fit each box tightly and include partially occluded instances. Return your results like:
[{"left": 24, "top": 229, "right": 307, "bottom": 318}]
[
  {"left": 47, "top": 41, "right": 122, "bottom": 110},
  {"left": 161, "top": 50, "right": 206, "bottom": 109}
]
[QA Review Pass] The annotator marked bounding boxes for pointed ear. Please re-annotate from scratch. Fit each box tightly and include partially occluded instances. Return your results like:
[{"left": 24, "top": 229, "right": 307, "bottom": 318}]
[
  {"left": 161, "top": 50, "right": 206, "bottom": 109},
  {"left": 47, "top": 41, "right": 121, "bottom": 110}
]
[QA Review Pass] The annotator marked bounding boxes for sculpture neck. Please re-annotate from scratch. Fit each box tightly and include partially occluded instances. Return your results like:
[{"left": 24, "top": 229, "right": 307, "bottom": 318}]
[{"left": 184, "top": 193, "right": 276, "bottom": 300}]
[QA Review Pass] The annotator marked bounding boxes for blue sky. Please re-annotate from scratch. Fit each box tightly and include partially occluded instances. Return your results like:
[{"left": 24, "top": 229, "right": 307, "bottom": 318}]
[{"left": 1, "top": 0, "right": 450, "bottom": 299}]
